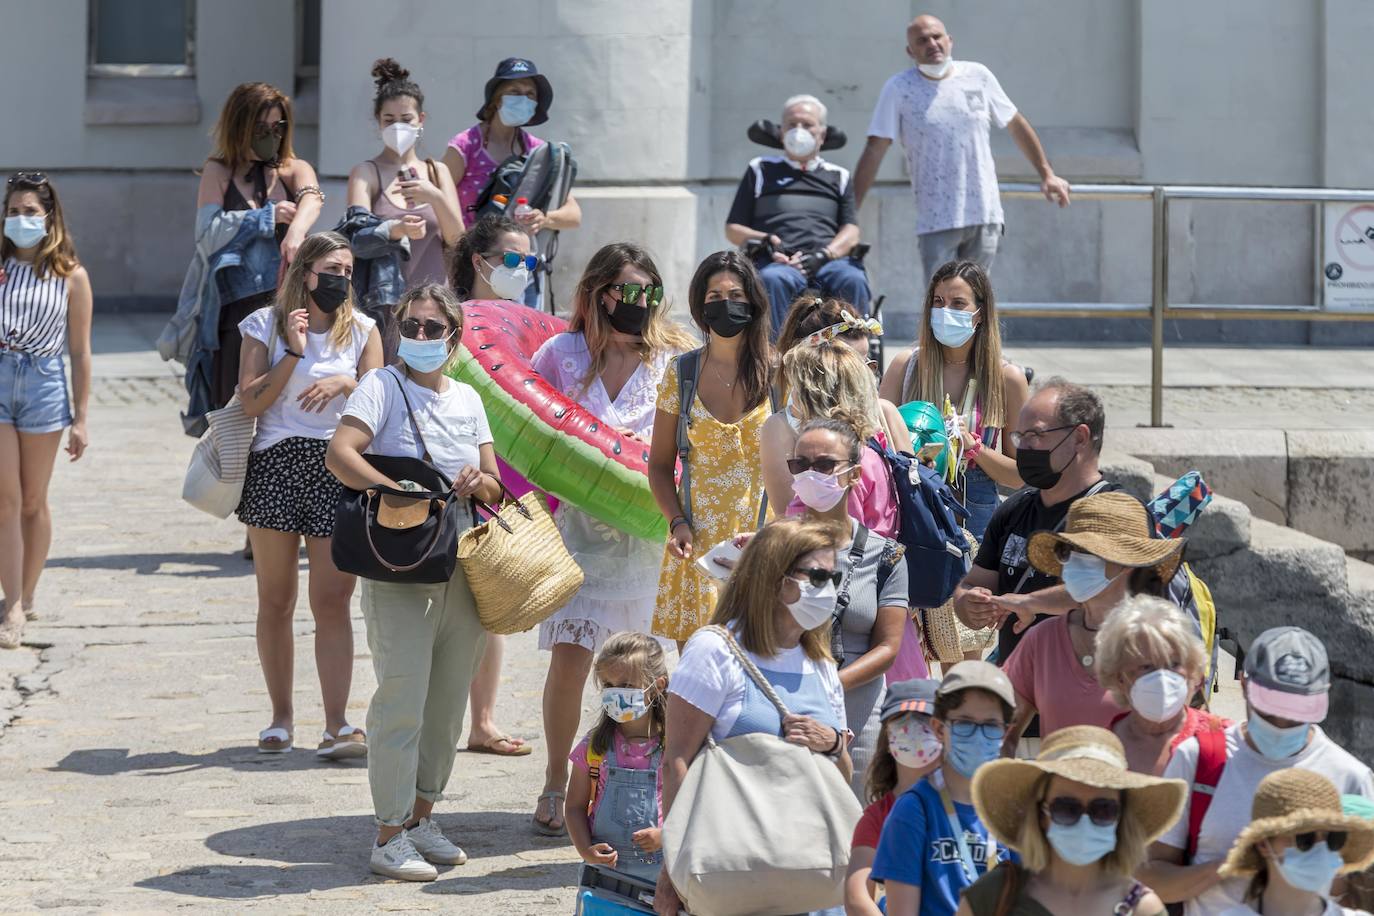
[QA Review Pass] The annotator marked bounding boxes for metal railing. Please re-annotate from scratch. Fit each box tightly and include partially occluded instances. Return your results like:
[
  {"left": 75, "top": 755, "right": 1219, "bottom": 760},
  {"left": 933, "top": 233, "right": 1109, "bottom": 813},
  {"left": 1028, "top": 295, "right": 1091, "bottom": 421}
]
[{"left": 998, "top": 182, "right": 1374, "bottom": 426}]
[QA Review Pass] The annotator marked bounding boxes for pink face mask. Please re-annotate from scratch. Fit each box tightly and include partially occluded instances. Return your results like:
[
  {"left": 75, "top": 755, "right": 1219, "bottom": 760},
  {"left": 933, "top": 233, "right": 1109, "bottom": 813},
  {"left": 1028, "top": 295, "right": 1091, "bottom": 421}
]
[
  {"left": 791, "top": 468, "right": 849, "bottom": 512},
  {"left": 888, "top": 716, "right": 943, "bottom": 768}
]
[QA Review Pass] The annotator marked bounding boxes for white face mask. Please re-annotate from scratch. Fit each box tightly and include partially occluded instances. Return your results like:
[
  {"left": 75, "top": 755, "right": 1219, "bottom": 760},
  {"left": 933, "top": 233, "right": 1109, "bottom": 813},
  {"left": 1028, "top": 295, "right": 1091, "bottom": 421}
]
[
  {"left": 785, "top": 576, "right": 837, "bottom": 630},
  {"left": 1060, "top": 551, "right": 1126, "bottom": 603},
  {"left": 382, "top": 121, "right": 421, "bottom": 156},
  {"left": 888, "top": 716, "right": 943, "bottom": 769},
  {"left": 791, "top": 468, "right": 850, "bottom": 512},
  {"left": 918, "top": 57, "right": 954, "bottom": 79},
  {"left": 783, "top": 126, "right": 819, "bottom": 159},
  {"left": 1129, "top": 669, "right": 1190, "bottom": 723},
  {"left": 482, "top": 258, "right": 531, "bottom": 300}
]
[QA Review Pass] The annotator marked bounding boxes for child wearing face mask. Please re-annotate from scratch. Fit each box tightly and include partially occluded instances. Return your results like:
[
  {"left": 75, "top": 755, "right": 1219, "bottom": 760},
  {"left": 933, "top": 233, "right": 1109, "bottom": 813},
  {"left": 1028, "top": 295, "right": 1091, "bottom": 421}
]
[{"left": 565, "top": 632, "right": 670, "bottom": 881}]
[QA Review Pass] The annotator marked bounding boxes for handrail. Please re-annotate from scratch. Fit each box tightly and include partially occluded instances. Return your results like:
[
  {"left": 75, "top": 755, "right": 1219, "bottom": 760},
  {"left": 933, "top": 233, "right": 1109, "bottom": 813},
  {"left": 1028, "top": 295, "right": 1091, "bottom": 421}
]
[{"left": 989, "top": 182, "right": 1374, "bottom": 425}]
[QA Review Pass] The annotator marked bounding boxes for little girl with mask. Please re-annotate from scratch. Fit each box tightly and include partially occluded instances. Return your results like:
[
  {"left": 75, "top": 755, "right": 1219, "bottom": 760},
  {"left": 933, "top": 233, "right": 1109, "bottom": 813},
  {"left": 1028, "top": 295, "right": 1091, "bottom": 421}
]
[{"left": 565, "top": 632, "right": 671, "bottom": 880}]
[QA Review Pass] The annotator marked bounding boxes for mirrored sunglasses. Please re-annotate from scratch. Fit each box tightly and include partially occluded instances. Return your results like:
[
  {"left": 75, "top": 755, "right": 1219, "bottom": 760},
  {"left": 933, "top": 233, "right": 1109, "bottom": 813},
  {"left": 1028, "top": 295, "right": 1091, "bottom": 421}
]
[
  {"left": 608, "top": 282, "right": 664, "bottom": 309},
  {"left": 488, "top": 251, "right": 539, "bottom": 271}
]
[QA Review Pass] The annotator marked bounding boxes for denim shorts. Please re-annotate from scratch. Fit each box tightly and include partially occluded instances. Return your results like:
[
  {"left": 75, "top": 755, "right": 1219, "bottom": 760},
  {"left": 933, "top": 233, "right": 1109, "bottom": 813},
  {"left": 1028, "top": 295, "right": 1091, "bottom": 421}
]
[{"left": 0, "top": 348, "right": 72, "bottom": 434}]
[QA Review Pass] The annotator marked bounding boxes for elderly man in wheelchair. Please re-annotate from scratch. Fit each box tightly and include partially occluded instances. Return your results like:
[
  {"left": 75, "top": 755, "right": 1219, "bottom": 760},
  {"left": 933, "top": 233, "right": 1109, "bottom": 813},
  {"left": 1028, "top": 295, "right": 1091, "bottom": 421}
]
[{"left": 725, "top": 93, "right": 872, "bottom": 334}]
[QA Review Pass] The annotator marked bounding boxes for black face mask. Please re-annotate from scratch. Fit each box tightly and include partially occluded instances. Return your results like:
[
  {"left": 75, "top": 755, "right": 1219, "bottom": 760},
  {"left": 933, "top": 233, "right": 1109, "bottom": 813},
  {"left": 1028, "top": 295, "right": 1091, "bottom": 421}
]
[
  {"left": 604, "top": 296, "right": 648, "bottom": 335},
  {"left": 1015, "top": 428, "right": 1078, "bottom": 490},
  {"left": 702, "top": 298, "right": 754, "bottom": 339},
  {"left": 309, "top": 272, "right": 351, "bottom": 313}
]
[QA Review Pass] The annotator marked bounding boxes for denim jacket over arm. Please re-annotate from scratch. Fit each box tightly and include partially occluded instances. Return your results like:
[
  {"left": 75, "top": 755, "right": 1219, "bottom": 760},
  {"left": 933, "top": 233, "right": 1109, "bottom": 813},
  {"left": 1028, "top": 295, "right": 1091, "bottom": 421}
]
[{"left": 336, "top": 204, "right": 411, "bottom": 311}]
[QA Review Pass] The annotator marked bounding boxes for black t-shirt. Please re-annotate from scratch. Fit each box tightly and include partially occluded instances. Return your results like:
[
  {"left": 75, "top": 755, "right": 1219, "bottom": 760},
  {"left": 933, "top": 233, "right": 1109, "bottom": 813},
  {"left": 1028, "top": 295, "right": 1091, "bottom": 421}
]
[
  {"left": 726, "top": 155, "right": 857, "bottom": 254},
  {"left": 972, "top": 479, "right": 1121, "bottom": 660}
]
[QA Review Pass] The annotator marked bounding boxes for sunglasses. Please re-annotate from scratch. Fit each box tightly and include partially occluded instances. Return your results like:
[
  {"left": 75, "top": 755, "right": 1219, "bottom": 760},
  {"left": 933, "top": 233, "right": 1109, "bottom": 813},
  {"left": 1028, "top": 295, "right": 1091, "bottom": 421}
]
[
  {"left": 253, "top": 119, "right": 288, "bottom": 140},
  {"left": 791, "top": 566, "right": 843, "bottom": 589},
  {"left": 1043, "top": 796, "right": 1121, "bottom": 828},
  {"left": 487, "top": 251, "right": 539, "bottom": 271},
  {"left": 608, "top": 282, "right": 664, "bottom": 309},
  {"left": 785, "top": 456, "right": 851, "bottom": 476},
  {"left": 1294, "top": 830, "right": 1347, "bottom": 853},
  {"left": 6, "top": 171, "right": 48, "bottom": 187},
  {"left": 946, "top": 719, "right": 1007, "bottom": 741},
  {"left": 399, "top": 318, "right": 454, "bottom": 340}
]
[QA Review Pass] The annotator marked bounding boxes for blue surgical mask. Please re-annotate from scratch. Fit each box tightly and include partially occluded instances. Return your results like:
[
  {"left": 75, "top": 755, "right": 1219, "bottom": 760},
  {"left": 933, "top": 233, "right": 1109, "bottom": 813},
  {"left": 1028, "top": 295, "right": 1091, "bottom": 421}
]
[
  {"left": 944, "top": 728, "right": 1002, "bottom": 778},
  {"left": 1060, "top": 551, "right": 1125, "bottom": 603},
  {"left": 1046, "top": 818, "right": 1119, "bottom": 866},
  {"left": 1276, "top": 840, "right": 1343, "bottom": 895},
  {"left": 397, "top": 336, "right": 450, "bottom": 373},
  {"left": 3, "top": 214, "right": 47, "bottom": 249},
  {"left": 498, "top": 95, "right": 537, "bottom": 127},
  {"left": 930, "top": 307, "right": 979, "bottom": 348},
  {"left": 1247, "top": 710, "right": 1311, "bottom": 760}
]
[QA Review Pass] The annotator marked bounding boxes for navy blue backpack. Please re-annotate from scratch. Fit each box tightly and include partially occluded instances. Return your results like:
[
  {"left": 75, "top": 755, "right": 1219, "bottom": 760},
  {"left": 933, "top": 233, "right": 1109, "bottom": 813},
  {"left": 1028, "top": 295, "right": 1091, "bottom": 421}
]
[{"left": 868, "top": 438, "right": 972, "bottom": 609}]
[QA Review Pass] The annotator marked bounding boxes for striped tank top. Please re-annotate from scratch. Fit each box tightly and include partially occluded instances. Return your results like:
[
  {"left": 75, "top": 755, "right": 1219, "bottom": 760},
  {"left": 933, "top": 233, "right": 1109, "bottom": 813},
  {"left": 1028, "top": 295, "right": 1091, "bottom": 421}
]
[{"left": 1, "top": 257, "right": 69, "bottom": 358}]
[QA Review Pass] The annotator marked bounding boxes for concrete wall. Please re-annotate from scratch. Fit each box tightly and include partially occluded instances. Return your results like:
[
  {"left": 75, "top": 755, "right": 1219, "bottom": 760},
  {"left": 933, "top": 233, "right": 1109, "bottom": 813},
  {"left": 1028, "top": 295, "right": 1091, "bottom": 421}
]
[{"left": 4, "top": 0, "right": 1374, "bottom": 342}]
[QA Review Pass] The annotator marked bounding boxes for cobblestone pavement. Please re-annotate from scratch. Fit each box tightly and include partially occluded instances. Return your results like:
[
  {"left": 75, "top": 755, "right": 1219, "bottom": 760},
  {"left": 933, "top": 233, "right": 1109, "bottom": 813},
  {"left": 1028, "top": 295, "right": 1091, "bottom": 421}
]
[{"left": 1, "top": 393, "right": 592, "bottom": 914}]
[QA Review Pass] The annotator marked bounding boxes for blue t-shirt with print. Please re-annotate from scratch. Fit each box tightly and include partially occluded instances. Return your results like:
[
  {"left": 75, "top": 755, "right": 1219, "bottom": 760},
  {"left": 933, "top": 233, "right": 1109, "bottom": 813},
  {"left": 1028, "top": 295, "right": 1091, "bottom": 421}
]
[{"left": 870, "top": 777, "right": 1009, "bottom": 916}]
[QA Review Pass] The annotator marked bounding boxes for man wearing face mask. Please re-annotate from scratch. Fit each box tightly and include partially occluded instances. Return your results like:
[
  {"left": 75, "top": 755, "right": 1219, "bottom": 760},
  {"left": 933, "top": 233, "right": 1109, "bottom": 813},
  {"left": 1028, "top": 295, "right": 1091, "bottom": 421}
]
[
  {"left": 853, "top": 14, "right": 1072, "bottom": 287},
  {"left": 725, "top": 94, "right": 869, "bottom": 333},
  {"left": 1143, "top": 627, "right": 1374, "bottom": 916}
]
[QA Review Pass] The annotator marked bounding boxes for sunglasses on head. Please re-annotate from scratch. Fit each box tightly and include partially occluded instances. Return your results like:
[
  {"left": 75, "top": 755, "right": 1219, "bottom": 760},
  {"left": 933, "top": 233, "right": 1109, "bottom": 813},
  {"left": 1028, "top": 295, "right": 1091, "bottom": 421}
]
[
  {"left": 399, "top": 318, "right": 454, "bottom": 340},
  {"left": 487, "top": 251, "right": 539, "bottom": 271},
  {"left": 253, "top": 119, "right": 288, "bottom": 140},
  {"left": 1294, "top": 830, "right": 1347, "bottom": 853},
  {"left": 1043, "top": 796, "right": 1121, "bottom": 828},
  {"left": 608, "top": 282, "right": 664, "bottom": 309},
  {"left": 785, "top": 456, "right": 851, "bottom": 475},
  {"left": 791, "top": 566, "right": 843, "bottom": 589},
  {"left": 7, "top": 171, "right": 48, "bottom": 188}
]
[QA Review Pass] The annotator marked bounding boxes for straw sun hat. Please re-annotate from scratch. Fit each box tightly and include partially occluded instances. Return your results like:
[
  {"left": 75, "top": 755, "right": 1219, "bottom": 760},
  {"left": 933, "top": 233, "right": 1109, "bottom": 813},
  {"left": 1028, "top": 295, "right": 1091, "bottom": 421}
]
[
  {"left": 1027, "top": 491, "right": 1184, "bottom": 582},
  {"left": 972, "top": 726, "right": 1187, "bottom": 850},
  {"left": 1219, "top": 768, "right": 1374, "bottom": 878}
]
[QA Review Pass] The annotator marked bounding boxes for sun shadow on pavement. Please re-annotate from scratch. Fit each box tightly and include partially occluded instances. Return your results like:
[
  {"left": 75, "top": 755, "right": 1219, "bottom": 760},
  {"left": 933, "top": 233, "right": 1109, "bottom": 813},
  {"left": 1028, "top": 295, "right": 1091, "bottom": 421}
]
[
  {"left": 52, "top": 745, "right": 363, "bottom": 776},
  {"left": 134, "top": 861, "right": 366, "bottom": 900},
  {"left": 45, "top": 550, "right": 252, "bottom": 579}
]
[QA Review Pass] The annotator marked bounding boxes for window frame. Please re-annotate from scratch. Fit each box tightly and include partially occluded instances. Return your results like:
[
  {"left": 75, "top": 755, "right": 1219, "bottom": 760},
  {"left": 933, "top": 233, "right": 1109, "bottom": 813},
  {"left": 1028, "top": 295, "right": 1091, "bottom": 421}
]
[
  {"left": 295, "top": 0, "right": 320, "bottom": 79},
  {"left": 87, "top": 0, "right": 195, "bottom": 78}
]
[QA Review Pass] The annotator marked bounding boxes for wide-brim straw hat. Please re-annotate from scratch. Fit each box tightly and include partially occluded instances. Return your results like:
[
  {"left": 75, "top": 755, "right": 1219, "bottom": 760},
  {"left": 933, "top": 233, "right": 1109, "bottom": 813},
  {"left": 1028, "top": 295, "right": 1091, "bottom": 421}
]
[
  {"left": 1219, "top": 768, "right": 1374, "bottom": 878},
  {"left": 1028, "top": 491, "right": 1185, "bottom": 582},
  {"left": 972, "top": 725, "right": 1187, "bottom": 850}
]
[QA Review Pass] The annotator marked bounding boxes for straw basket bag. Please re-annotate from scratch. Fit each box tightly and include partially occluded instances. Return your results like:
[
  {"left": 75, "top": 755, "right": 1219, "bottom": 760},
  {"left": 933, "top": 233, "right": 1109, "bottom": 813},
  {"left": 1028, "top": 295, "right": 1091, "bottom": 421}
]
[
  {"left": 919, "top": 530, "right": 996, "bottom": 663},
  {"left": 457, "top": 489, "right": 583, "bottom": 635}
]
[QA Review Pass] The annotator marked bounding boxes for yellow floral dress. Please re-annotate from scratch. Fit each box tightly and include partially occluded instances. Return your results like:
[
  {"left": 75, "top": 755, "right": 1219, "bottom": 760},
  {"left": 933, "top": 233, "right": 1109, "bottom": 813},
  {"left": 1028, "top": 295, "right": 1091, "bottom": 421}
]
[{"left": 651, "top": 359, "right": 771, "bottom": 642}]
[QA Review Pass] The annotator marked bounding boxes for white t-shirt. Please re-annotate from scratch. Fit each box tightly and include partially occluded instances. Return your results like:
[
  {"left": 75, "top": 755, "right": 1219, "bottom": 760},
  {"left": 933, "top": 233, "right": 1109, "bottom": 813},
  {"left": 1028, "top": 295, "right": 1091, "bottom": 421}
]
[
  {"left": 238, "top": 307, "right": 376, "bottom": 452},
  {"left": 669, "top": 626, "right": 846, "bottom": 742},
  {"left": 1159, "top": 723, "right": 1374, "bottom": 916},
  {"left": 341, "top": 367, "right": 493, "bottom": 483},
  {"left": 867, "top": 62, "right": 1017, "bottom": 236}
]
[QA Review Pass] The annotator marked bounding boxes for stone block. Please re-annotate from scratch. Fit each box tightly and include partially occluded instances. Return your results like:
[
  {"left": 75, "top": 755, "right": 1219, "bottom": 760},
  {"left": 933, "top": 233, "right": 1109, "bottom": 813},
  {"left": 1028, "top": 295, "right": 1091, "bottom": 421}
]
[
  {"left": 1325, "top": 675, "right": 1374, "bottom": 768},
  {"left": 1175, "top": 490, "right": 1250, "bottom": 560},
  {"left": 1099, "top": 451, "right": 1155, "bottom": 503},
  {"left": 1287, "top": 431, "right": 1374, "bottom": 556},
  {"left": 1193, "top": 517, "right": 1351, "bottom": 617}
]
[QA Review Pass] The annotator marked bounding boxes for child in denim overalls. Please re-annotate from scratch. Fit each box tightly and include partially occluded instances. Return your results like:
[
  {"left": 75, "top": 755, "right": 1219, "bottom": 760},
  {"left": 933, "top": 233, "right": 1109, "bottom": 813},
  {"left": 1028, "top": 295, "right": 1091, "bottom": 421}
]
[{"left": 565, "top": 632, "right": 669, "bottom": 881}]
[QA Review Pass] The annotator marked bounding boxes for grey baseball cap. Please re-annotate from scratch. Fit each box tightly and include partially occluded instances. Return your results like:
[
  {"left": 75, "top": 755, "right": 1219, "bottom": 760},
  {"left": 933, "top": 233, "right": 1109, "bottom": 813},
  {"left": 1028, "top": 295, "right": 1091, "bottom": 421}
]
[
  {"left": 1243, "top": 626, "right": 1330, "bottom": 723},
  {"left": 937, "top": 660, "right": 1016, "bottom": 710},
  {"left": 880, "top": 678, "right": 940, "bottom": 723}
]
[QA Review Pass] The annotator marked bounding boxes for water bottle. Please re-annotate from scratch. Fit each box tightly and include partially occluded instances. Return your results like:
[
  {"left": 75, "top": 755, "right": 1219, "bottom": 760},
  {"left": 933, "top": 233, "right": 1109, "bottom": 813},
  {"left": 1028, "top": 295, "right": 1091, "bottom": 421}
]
[{"left": 513, "top": 196, "right": 533, "bottom": 223}]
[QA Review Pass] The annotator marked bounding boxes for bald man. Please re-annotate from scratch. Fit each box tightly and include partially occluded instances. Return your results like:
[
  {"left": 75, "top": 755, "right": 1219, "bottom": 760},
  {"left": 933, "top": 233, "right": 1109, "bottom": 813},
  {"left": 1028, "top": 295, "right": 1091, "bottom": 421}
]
[{"left": 854, "top": 15, "right": 1071, "bottom": 286}]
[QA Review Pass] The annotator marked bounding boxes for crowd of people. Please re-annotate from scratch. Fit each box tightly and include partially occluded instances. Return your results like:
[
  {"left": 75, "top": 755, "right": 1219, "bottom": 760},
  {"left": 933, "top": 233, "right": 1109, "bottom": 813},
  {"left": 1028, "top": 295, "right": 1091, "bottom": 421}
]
[{"left": 2, "top": 10, "right": 1373, "bottom": 916}]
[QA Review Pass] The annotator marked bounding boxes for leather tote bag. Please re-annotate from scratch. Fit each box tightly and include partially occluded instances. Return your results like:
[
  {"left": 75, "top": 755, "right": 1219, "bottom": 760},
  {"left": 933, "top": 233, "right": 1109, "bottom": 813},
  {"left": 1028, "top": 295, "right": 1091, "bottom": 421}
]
[{"left": 661, "top": 625, "right": 862, "bottom": 916}]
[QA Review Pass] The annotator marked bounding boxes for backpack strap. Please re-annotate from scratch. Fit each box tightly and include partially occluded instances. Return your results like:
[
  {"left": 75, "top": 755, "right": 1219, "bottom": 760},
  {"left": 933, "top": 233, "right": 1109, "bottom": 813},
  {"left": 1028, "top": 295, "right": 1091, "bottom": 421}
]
[
  {"left": 833, "top": 526, "right": 870, "bottom": 623},
  {"left": 585, "top": 743, "right": 606, "bottom": 813},
  {"left": 674, "top": 349, "right": 702, "bottom": 527},
  {"left": 1186, "top": 728, "right": 1228, "bottom": 863}
]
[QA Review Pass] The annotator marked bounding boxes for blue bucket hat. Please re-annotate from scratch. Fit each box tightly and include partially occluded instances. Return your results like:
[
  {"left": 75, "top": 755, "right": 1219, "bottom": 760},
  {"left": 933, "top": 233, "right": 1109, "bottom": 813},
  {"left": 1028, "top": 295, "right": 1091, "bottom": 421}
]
[{"left": 480, "top": 57, "right": 553, "bottom": 126}]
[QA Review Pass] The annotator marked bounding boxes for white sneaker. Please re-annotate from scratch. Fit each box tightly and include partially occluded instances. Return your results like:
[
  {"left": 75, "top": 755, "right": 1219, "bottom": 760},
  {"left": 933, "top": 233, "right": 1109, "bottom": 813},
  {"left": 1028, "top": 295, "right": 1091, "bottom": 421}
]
[
  {"left": 407, "top": 816, "right": 468, "bottom": 865},
  {"left": 369, "top": 831, "right": 438, "bottom": 882}
]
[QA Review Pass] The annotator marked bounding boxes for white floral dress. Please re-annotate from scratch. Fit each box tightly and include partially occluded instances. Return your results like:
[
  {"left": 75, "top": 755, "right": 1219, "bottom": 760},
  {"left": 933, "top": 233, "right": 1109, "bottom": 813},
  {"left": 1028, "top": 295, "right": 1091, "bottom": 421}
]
[{"left": 531, "top": 333, "right": 674, "bottom": 653}]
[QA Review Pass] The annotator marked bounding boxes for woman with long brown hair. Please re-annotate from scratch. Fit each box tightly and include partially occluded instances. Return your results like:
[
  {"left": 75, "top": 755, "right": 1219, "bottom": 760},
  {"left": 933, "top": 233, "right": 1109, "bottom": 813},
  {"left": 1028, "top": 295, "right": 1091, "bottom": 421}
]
[
  {"left": 530, "top": 242, "right": 694, "bottom": 835},
  {"left": 0, "top": 172, "right": 92, "bottom": 648},
  {"left": 648, "top": 250, "right": 775, "bottom": 648}
]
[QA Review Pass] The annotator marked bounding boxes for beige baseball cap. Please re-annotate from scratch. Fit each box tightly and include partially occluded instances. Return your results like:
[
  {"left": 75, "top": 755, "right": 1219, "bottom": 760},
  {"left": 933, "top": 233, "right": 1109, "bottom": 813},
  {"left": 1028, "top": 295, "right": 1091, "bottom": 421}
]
[{"left": 937, "top": 660, "right": 1016, "bottom": 709}]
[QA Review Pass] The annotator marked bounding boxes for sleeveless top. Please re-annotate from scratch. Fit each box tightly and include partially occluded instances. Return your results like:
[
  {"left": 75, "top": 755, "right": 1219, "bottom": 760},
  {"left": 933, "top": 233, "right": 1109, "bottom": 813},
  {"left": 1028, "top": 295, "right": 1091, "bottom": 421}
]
[
  {"left": 446, "top": 123, "right": 546, "bottom": 227},
  {"left": 369, "top": 160, "right": 446, "bottom": 287},
  {"left": 1, "top": 257, "right": 70, "bottom": 357}
]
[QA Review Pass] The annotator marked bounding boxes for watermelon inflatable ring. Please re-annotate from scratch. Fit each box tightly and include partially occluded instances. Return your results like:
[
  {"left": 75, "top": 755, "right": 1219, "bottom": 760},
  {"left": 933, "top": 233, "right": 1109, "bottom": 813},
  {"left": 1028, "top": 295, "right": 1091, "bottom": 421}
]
[{"left": 450, "top": 300, "right": 668, "bottom": 541}]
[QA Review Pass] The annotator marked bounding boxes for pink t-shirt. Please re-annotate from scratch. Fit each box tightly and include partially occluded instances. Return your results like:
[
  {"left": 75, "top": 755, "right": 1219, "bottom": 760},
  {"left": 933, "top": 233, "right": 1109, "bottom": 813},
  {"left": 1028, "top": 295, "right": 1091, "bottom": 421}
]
[
  {"left": 570, "top": 730, "right": 664, "bottom": 823},
  {"left": 1003, "top": 616, "right": 1124, "bottom": 736},
  {"left": 447, "top": 123, "right": 547, "bottom": 228},
  {"left": 785, "top": 436, "right": 899, "bottom": 538}
]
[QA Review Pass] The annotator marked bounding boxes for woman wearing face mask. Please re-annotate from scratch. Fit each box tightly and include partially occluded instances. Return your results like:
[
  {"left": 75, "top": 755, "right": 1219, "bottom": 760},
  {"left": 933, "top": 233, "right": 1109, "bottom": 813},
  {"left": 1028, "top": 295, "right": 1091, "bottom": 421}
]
[
  {"left": 327, "top": 283, "right": 502, "bottom": 881},
  {"left": 655, "top": 516, "right": 852, "bottom": 916},
  {"left": 1215, "top": 769, "right": 1374, "bottom": 916},
  {"left": 0, "top": 172, "right": 92, "bottom": 648},
  {"left": 999, "top": 492, "right": 1186, "bottom": 757},
  {"left": 342, "top": 59, "right": 462, "bottom": 336},
  {"left": 1095, "top": 595, "right": 1229, "bottom": 777},
  {"left": 879, "top": 260, "right": 1028, "bottom": 539},
  {"left": 958, "top": 726, "right": 1183, "bottom": 916},
  {"left": 649, "top": 250, "right": 775, "bottom": 648},
  {"left": 845, "top": 679, "right": 944, "bottom": 916},
  {"left": 529, "top": 242, "right": 694, "bottom": 836},
  {"left": 236, "top": 232, "right": 381, "bottom": 758}
]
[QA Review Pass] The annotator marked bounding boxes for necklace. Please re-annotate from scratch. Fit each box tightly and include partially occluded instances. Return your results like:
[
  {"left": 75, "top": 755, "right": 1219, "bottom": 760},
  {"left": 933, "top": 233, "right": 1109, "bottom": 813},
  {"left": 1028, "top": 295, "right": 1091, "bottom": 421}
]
[
  {"left": 708, "top": 356, "right": 737, "bottom": 389},
  {"left": 1073, "top": 609, "right": 1098, "bottom": 668}
]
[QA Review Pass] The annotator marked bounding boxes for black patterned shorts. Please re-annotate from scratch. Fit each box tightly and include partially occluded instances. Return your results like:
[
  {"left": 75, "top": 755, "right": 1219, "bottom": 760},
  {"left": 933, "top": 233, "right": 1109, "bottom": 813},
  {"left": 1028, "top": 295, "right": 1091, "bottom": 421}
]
[{"left": 236, "top": 436, "right": 342, "bottom": 538}]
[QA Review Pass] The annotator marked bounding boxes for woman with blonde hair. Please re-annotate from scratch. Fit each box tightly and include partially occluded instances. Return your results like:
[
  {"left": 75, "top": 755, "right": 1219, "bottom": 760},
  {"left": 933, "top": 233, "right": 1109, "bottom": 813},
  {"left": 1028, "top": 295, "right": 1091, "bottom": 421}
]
[
  {"left": 530, "top": 241, "right": 694, "bottom": 836},
  {"left": 958, "top": 726, "right": 1185, "bottom": 916},
  {"left": 236, "top": 231, "right": 381, "bottom": 757},
  {"left": 1095, "top": 595, "right": 1229, "bottom": 776},
  {"left": 0, "top": 172, "right": 92, "bottom": 648},
  {"left": 879, "top": 260, "right": 1028, "bottom": 538}
]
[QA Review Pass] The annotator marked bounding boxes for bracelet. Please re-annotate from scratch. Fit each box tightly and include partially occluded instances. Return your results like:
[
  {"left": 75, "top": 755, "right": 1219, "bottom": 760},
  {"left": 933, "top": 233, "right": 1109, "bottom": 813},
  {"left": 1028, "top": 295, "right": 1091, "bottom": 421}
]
[
  {"left": 669, "top": 515, "right": 689, "bottom": 533},
  {"left": 283, "top": 347, "right": 304, "bottom": 360},
  {"left": 294, "top": 185, "right": 324, "bottom": 202},
  {"left": 965, "top": 438, "right": 983, "bottom": 461}
]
